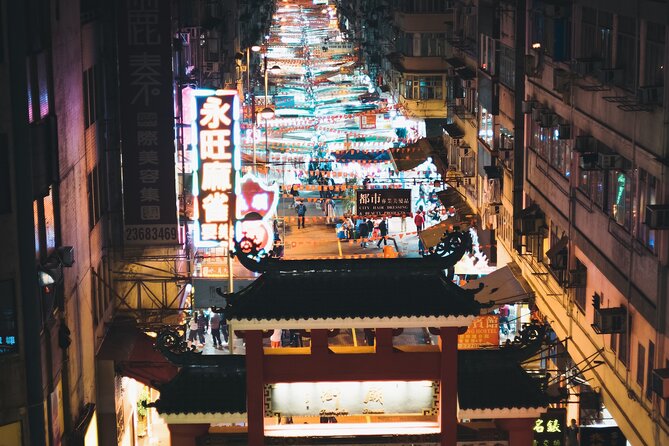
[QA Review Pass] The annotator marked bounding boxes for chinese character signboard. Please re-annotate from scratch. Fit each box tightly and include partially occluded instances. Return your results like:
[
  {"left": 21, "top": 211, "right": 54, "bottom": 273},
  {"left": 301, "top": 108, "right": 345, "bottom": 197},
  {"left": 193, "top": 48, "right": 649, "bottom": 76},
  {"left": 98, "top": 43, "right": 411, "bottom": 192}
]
[
  {"left": 193, "top": 90, "right": 240, "bottom": 247},
  {"left": 356, "top": 189, "right": 411, "bottom": 216},
  {"left": 580, "top": 426, "right": 626, "bottom": 446},
  {"left": 458, "top": 315, "right": 499, "bottom": 349},
  {"left": 266, "top": 381, "right": 438, "bottom": 417},
  {"left": 533, "top": 408, "right": 566, "bottom": 446},
  {"left": 118, "top": 0, "right": 179, "bottom": 244}
]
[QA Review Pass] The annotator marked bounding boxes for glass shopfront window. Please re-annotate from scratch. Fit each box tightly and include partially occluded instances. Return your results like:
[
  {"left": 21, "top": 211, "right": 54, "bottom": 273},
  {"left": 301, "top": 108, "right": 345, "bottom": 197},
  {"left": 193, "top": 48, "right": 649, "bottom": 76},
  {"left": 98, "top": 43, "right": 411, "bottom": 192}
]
[{"left": 478, "top": 107, "right": 493, "bottom": 146}]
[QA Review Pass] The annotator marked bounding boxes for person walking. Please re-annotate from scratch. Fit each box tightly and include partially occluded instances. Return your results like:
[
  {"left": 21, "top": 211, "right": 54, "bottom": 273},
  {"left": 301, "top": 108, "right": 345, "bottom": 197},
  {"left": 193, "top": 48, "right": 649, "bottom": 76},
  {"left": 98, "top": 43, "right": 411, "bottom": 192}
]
[
  {"left": 221, "top": 314, "right": 229, "bottom": 345},
  {"left": 295, "top": 200, "right": 307, "bottom": 229},
  {"left": 414, "top": 210, "right": 425, "bottom": 233},
  {"left": 325, "top": 197, "right": 336, "bottom": 224},
  {"left": 196, "top": 310, "right": 207, "bottom": 346},
  {"left": 567, "top": 419, "right": 580, "bottom": 446},
  {"left": 270, "top": 329, "right": 282, "bottom": 348},
  {"left": 400, "top": 214, "right": 407, "bottom": 233},
  {"left": 210, "top": 312, "right": 222, "bottom": 348},
  {"left": 376, "top": 218, "right": 388, "bottom": 248},
  {"left": 188, "top": 313, "right": 199, "bottom": 345},
  {"left": 359, "top": 217, "right": 370, "bottom": 247}
]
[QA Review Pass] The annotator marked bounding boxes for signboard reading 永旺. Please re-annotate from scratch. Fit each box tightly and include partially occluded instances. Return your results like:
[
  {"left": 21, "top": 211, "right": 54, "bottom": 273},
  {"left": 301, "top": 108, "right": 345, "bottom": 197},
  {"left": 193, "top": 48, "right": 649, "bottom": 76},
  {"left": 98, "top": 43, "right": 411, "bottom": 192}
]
[{"left": 356, "top": 189, "right": 411, "bottom": 216}]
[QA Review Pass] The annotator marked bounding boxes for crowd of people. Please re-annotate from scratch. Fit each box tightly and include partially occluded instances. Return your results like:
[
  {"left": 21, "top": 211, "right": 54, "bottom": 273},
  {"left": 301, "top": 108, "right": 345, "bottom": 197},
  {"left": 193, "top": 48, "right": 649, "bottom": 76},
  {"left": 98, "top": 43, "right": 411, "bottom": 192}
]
[{"left": 187, "top": 309, "right": 229, "bottom": 349}]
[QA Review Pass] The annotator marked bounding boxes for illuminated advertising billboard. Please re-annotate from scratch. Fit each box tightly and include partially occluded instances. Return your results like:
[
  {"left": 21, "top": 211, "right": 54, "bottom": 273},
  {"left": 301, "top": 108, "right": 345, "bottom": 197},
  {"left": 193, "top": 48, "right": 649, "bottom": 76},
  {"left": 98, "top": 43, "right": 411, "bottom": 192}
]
[{"left": 193, "top": 90, "right": 241, "bottom": 247}]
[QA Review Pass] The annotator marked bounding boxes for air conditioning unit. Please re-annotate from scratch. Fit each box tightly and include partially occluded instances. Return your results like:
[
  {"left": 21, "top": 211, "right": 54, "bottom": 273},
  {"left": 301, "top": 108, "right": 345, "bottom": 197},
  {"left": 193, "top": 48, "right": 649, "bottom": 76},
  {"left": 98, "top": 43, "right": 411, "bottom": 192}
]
[
  {"left": 645, "top": 204, "right": 669, "bottom": 229},
  {"left": 558, "top": 123, "right": 571, "bottom": 139},
  {"left": 464, "top": 5, "right": 476, "bottom": 15},
  {"left": 597, "top": 152, "right": 623, "bottom": 170},
  {"left": 574, "top": 135, "right": 594, "bottom": 153},
  {"left": 637, "top": 86, "right": 664, "bottom": 105},
  {"left": 553, "top": 68, "right": 570, "bottom": 92},
  {"left": 458, "top": 146, "right": 471, "bottom": 157},
  {"left": 521, "top": 100, "right": 535, "bottom": 114},
  {"left": 597, "top": 68, "right": 624, "bottom": 85},
  {"left": 567, "top": 269, "right": 586, "bottom": 287},
  {"left": 464, "top": 79, "right": 476, "bottom": 89},
  {"left": 531, "top": 107, "right": 543, "bottom": 122},
  {"left": 574, "top": 57, "right": 602, "bottom": 77},
  {"left": 489, "top": 204, "right": 501, "bottom": 215},
  {"left": 540, "top": 112, "right": 558, "bottom": 128},
  {"left": 579, "top": 153, "right": 599, "bottom": 171},
  {"left": 455, "top": 97, "right": 465, "bottom": 107},
  {"left": 592, "top": 307, "right": 627, "bottom": 334},
  {"left": 652, "top": 368, "right": 669, "bottom": 399}
]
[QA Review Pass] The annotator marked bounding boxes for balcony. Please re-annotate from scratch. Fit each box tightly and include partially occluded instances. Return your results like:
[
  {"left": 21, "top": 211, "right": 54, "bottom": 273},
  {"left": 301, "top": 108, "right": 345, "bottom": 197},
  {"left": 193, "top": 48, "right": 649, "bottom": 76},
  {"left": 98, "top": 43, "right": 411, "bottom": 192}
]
[{"left": 393, "top": 11, "right": 454, "bottom": 33}]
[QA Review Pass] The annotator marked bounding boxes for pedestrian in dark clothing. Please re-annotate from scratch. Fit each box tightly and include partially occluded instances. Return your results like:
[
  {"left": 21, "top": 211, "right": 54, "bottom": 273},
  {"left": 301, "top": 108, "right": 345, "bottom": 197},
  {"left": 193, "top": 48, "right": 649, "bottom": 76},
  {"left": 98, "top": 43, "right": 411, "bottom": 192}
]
[
  {"left": 295, "top": 201, "right": 307, "bottom": 228},
  {"left": 221, "top": 314, "right": 229, "bottom": 344},
  {"left": 210, "top": 312, "right": 222, "bottom": 348},
  {"left": 376, "top": 218, "right": 388, "bottom": 248},
  {"left": 567, "top": 419, "right": 579, "bottom": 446},
  {"left": 359, "top": 219, "right": 370, "bottom": 247},
  {"left": 196, "top": 311, "right": 206, "bottom": 345},
  {"left": 366, "top": 219, "right": 374, "bottom": 240}
]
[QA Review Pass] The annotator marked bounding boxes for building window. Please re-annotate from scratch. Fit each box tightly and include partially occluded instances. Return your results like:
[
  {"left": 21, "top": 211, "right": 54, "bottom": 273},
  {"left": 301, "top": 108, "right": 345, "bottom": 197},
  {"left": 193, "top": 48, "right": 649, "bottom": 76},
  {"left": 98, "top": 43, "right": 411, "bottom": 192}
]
[
  {"left": 403, "top": 75, "right": 443, "bottom": 100},
  {"left": 572, "top": 259, "right": 586, "bottom": 312},
  {"left": 644, "top": 22, "right": 665, "bottom": 87},
  {"left": 499, "top": 45, "right": 515, "bottom": 89},
  {"left": 638, "top": 169, "right": 657, "bottom": 252},
  {"left": 610, "top": 169, "right": 632, "bottom": 229},
  {"left": 479, "top": 34, "right": 496, "bottom": 75},
  {"left": 421, "top": 33, "right": 446, "bottom": 57},
  {"left": 478, "top": 107, "right": 493, "bottom": 146},
  {"left": 616, "top": 15, "right": 638, "bottom": 89},
  {"left": 87, "top": 163, "right": 107, "bottom": 230},
  {"left": 0, "top": 279, "right": 18, "bottom": 354},
  {"left": 637, "top": 343, "right": 646, "bottom": 387},
  {"left": 83, "top": 65, "right": 99, "bottom": 129},
  {"left": 618, "top": 331, "right": 628, "bottom": 366},
  {"left": 646, "top": 342, "right": 655, "bottom": 400},
  {"left": 581, "top": 8, "right": 612, "bottom": 66}
]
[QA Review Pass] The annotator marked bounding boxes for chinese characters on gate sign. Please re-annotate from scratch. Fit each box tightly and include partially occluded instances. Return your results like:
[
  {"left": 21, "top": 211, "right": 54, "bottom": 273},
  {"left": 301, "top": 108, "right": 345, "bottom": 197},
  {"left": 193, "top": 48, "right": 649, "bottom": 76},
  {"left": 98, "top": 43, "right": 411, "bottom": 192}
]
[{"left": 196, "top": 93, "right": 237, "bottom": 244}]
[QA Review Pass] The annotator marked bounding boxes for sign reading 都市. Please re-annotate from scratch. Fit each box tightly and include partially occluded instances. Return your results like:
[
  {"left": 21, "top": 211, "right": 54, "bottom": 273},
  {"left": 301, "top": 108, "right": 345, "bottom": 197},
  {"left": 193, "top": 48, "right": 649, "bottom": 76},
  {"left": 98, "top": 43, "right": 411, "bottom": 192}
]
[
  {"left": 118, "top": 0, "right": 178, "bottom": 244},
  {"left": 356, "top": 189, "right": 411, "bottom": 216},
  {"left": 194, "top": 91, "right": 239, "bottom": 247}
]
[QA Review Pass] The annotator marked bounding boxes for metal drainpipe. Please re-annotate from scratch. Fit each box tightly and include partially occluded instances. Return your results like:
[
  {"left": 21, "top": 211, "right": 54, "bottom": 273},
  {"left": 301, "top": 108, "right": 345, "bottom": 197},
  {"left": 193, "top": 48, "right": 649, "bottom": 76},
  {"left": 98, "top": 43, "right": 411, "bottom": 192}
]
[
  {"left": 512, "top": 0, "right": 527, "bottom": 254},
  {"left": 8, "top": 0, "right": 47, "bottom": 443}
]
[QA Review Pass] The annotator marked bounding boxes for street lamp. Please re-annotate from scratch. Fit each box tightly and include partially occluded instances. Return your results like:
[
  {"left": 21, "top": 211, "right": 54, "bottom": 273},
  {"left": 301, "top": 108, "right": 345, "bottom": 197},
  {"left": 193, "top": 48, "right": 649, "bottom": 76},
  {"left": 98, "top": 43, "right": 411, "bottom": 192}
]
[
  {"left": 247, "top": 45, "right": 261, "bottom": 97},
  {"left": 260, "top": 106, "right": 275, "bottom": 174}
]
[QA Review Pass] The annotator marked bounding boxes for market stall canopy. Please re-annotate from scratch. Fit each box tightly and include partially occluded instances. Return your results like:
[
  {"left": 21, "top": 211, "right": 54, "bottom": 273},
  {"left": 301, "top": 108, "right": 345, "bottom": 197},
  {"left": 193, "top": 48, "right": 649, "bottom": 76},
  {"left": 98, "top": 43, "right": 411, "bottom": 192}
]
[
  {"left": 463, "top": 262, "right": 534, "bottom": 311},
  {"left": 332, "top": 149, "right": 390, "bottom": 163},
  {"left": 390, "top": 138, "right": 433, "bottom": 172}
]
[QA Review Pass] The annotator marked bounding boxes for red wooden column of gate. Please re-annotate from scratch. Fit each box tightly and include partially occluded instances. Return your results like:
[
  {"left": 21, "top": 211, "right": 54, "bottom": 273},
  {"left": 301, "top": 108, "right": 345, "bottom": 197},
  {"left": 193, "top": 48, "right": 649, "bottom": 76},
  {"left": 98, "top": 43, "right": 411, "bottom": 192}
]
[
  {"left": 440, "top": 327, "right": 458, "bottom": 446},
  {"left": 245, "top": 330, "right": 265, "bottom": 445}
]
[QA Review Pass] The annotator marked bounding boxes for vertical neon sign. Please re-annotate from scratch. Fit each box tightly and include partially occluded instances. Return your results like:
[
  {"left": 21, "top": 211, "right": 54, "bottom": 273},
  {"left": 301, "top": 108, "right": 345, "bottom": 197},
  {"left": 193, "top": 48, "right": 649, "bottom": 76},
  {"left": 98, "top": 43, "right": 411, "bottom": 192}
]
[{"left": 193, "top": 90, "right": 241, "bottom": 247}]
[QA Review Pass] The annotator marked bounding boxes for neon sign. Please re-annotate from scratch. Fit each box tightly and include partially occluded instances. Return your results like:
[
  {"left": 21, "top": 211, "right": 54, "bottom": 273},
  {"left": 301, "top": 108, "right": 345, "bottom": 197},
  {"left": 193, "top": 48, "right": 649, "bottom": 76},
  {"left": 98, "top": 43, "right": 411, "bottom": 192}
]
[
  {"left": 193, "top": 90, "right": 241, "bottom": 247},
  {"left": 234, "top": 173, "right": 280, "bottom": 254}
]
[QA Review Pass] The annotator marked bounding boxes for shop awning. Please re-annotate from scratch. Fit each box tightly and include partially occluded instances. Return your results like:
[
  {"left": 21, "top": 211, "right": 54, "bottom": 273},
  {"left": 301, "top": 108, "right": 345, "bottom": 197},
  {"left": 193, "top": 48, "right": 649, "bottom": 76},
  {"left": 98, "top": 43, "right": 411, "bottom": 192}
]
[
  {"left": 442, "top": 122, "right": 465, "bottom": 139},
  {"left": 437, "top": 187, "right": 478, "bottom": 224},
  {"left": 389, "top": 138, "right": 433, "bottom": 172},
  {"left": 463, "top": 263, "right": 534, "bottom": 310},
  {"left": 97, "top": 319, "right": 178, "bottom": 387}
]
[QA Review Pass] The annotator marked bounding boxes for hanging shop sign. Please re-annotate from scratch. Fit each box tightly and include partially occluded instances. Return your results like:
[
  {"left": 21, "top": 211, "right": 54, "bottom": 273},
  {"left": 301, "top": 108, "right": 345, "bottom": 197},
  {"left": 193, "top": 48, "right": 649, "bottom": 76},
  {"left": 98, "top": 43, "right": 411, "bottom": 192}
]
[
  {"left": 193, "top": 90, "right": 241, "bottom": 247},
  {"left": 533, "top": 408, "right": 566, "bottom": 446},
  {"left": 457, "top": 315, "right": 499, "bottom": 350},
  {"left": 266, "top": 381, "right": 438, "bottom": 417},
  {"left": 356, "top": 189, "right": 411, "bottom": 216},
  {"left": 234, "top": 173, "right": 280, "bottom": 255},
  {"left": 118, "top": 0, "right": 179, "bottom": 244},
  {"left": 360, "top": 114, "right": 377, "bottom": 129}
]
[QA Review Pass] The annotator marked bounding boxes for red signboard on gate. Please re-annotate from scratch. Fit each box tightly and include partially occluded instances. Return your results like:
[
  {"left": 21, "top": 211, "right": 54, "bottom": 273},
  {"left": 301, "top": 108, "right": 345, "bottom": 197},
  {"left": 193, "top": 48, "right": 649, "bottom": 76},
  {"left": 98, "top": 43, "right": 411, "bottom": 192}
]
[{"left": 458, "top": 315, "right": 500, "bottom": 349}]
